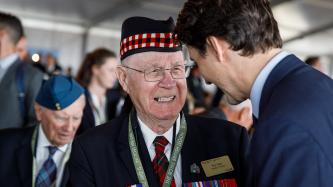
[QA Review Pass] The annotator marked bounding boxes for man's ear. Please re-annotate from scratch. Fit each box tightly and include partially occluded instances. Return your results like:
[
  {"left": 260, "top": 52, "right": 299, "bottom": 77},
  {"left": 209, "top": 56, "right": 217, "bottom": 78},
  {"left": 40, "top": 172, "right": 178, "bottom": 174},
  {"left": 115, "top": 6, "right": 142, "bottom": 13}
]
[
  {"left": 34, "top": 103, "right": 42, "bottom": 121},
  {"left": 206, "top": 36, "right": 225, "bottom": 63},
  {"left": 16, "top": 37, "right": 27, "bottom": 49},
  {"left": 16, "top": 37, "right": 27, "bottom": 60},
  {"left": 116, "top": 66, "right": 129, "bottom": 93}
]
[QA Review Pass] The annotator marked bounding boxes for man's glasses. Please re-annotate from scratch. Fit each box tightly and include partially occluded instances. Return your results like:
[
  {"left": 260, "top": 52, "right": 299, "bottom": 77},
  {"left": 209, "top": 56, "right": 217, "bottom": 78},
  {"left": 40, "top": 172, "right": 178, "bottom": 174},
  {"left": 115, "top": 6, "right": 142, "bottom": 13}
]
[{"left": 122, "top": 64, "right": 194, "bottom": 82}]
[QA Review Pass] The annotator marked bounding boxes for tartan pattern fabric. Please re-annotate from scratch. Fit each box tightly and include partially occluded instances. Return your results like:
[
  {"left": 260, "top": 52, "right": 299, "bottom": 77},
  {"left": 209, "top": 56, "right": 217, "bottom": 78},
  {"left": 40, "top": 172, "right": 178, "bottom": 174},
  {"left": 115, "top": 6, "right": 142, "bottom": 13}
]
[
  {"left": 120, "top": 33, "right": 179, "bottom": 57},
  {"left": 35, "top": 146, "right": 57, "bottom": 187},
  {"left": 152, "top": 136, "right": 176, "bottom": 187}
]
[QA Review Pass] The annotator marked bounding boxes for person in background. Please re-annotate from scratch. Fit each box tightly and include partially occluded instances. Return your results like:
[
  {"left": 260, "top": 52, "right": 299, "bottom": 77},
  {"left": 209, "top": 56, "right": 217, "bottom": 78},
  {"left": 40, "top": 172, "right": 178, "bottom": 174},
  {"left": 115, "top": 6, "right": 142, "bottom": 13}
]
[
  {"left": 0, "top": 11, "right": 44, "bottom": 129},
  {"left": 175, "top": 0, "right": 333, "bottom": 186},
  {"left": 219, "top": 96, "right": 253, "bottom": 131},
  {"left": 45, "top": 53, "right": 63, "bottom": 76},
  {"left": 0, "top": 75, "right": 85, "bottom": 187},
  {"left": 69, "top": 16, "right": 250, "bottom": 187},
  {"left": 76, "top": 48, "right": 123, "bottom": 135},
  {"left": 305, "top": 56, "right": 323, "bottom": 72}
]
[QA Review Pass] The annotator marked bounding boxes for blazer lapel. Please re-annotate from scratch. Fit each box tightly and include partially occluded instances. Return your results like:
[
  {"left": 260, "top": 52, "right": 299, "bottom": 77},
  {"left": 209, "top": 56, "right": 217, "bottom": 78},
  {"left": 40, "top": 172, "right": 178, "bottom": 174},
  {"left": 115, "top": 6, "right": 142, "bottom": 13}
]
[
  {"left": 117, "top": 115, "right": 140, "bottom": 182},
  {"left": 181, "top": 116, "right": 207, "bottom": 183},
  {"left": 259, "top": 55, "right": 304, "bottom": 117},
  {"left": 84, "top": 89, "right": 96, "bottom": 128},
  {"left": 60, "top": 163, "right": 69, "bottom": 187}
]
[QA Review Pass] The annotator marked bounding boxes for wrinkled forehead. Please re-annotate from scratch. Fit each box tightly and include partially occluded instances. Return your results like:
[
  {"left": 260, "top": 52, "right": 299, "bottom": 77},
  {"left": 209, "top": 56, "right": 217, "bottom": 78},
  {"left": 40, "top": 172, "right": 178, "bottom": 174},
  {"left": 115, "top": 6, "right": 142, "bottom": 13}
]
[{"left": 122, "top": 51, "right": 184, "bottom": 68}]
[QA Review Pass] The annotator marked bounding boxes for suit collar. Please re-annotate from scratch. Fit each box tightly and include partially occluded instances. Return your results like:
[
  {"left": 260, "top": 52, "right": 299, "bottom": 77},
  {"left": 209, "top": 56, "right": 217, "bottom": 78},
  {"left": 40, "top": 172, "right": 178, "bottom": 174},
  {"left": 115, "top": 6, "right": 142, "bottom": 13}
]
[
  {"left": 83, "top": 88, "right": 96, "bottom": 128},
  {"left": 259, "top": 54, "right": 304, "bottom": 119},
  {"left": 181, "top": 115, "right": 207, "bottom": 182},
  {"left": 0, "top": 53, "right": 18, "bottom": 70},
  {"left": 117, "top": 114, "right": 138, "bottom": 182},
  {"left": 0, "top": 58, "right": 21, "bottom": 87},
  {"left": 250, "top": 51, "right": 290, "bottom": 118},
  {"left": 117, "top": 111, "right": 160, "bottom": 187}
]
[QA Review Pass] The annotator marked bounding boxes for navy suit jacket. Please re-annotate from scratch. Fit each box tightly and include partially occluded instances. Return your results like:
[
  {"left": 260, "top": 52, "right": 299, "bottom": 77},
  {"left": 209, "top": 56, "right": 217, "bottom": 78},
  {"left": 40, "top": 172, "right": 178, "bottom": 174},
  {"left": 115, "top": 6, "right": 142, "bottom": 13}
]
[
  {"left": 69, "top": 113, "right": 250, "bottom": 187},
  {"left": 0, "top": 126, "right": 69, "bottom": 187},
  {"left": 250, "top": 54, "right": 333, "bottom": 186}
]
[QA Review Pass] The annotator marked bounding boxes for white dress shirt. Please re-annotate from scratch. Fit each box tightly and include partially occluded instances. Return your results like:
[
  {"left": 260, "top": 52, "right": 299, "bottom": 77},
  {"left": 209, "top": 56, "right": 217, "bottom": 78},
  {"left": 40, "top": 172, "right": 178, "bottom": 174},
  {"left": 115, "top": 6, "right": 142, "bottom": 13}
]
[
  {"left": 138, "top": 114, "right": 182, "bottom": 187},
  {"left": 35, "top": 126, "right": 69, "bottom": 187},
  {"left": 90, "top": 93, "right": 107, "bottom": 126},
  {"left": 250, "top": 51, "right": 290, "bottom": 118}
]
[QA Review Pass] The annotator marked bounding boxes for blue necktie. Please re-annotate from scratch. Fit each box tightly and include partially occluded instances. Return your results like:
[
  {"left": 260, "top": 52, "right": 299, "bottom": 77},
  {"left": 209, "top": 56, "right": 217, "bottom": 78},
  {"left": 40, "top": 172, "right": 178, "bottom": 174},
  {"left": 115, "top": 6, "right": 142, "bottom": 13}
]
[{"left": 36, "top": 146, "right": 58, "bottom": 187}]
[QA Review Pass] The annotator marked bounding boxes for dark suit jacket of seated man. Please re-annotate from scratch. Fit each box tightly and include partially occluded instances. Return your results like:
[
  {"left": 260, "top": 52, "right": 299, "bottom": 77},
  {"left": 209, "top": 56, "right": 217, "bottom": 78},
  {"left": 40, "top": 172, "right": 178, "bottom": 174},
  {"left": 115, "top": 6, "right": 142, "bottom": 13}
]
[
  {"left": 0, "top": 75, "right": 86, "bottom": 187},
  {"left": 68, "top": 16, "right": 251, "bottom": 187}
]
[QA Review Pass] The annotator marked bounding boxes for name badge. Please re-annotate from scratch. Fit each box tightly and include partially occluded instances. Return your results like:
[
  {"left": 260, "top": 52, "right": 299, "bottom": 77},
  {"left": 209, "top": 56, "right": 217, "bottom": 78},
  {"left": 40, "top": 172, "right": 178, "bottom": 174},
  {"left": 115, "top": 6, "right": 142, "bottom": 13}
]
[
  {"left": 127, "top": 184, "right": 143, "bottom": 187},
  {"left": 201, "top": 155, "right": 234, "bottom": 177}
]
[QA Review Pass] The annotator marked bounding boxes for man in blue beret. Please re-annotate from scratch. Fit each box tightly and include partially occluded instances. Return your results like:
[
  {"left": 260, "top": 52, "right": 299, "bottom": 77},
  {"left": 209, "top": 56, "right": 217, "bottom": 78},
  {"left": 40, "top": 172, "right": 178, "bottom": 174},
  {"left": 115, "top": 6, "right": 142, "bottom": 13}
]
[
  {"left": 0, "top": 75, "right": 85, "bottom": 187},
  {"left": 69, "top": 16, "right": 250, "bottom": 187}
]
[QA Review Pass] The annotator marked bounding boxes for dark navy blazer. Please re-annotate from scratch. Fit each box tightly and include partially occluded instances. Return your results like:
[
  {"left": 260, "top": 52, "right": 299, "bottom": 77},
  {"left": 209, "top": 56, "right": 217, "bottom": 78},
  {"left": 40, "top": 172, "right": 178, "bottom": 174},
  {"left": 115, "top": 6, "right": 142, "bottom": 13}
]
[
  {"left": 69, "top": 114, "right": 251, "bottom": 187},
  {"left": 0, "top": 126, "right": 69, "bottom": 187},
  {"left": 250, "top": 54, "right": 333, "bottom": 186}
]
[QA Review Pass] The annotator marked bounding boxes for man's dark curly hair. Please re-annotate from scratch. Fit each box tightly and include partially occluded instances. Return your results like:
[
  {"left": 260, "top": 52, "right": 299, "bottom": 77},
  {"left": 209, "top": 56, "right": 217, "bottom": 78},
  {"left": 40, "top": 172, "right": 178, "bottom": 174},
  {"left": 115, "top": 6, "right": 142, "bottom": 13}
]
[{"left": 175, "top": 0, "right": 282, "bottom": 56}]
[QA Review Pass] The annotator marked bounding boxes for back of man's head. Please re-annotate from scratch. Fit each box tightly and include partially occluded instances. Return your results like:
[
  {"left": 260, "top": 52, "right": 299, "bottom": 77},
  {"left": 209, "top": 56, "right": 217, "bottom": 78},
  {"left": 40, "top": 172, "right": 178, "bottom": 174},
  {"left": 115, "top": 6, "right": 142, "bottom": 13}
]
[
  {"left": 175, "top": 0, "right": 282, "bottom": 56},
  {"left": 0, "top": 11, "right": 24, "bottom": 45}
]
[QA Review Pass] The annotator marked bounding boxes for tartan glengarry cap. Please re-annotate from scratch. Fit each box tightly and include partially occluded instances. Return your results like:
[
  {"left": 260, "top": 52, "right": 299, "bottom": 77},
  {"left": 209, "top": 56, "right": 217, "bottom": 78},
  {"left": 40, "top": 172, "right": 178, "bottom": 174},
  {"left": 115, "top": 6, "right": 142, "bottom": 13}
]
[
  {"left": 120, "top": 16, "right": 181, "bottom": 60},
  {"left": 35, "top": 75, "right": 84, "bottom": 110}
]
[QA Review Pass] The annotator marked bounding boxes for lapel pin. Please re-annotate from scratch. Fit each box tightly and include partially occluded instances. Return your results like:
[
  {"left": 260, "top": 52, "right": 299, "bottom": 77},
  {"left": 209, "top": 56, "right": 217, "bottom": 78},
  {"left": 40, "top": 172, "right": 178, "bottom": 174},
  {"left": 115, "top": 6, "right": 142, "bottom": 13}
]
[{"left": 190, "top": 163, "right": 200, "bottom": 174}]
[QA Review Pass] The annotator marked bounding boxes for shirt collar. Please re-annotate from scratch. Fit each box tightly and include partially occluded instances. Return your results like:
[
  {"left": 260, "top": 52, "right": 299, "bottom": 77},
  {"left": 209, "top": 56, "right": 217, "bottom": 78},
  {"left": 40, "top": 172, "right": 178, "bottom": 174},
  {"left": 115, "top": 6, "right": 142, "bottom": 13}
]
[
  {"left": 250, "top": 51, "right": 290, "bottom": 118},
  {"left": 37, "top": 125, "right": 68, "bottom": 153},
  {"left": 138, "top": 114, "right": 180, "bottom": 148},
  {"left": 0, "top": 54, "right": 19, "bottom": 70}
]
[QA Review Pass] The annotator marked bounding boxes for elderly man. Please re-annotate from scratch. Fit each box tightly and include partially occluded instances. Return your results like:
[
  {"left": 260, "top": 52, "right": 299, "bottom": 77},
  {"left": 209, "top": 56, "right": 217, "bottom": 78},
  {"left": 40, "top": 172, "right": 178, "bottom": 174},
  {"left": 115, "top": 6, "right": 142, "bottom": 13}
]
[
  {"left": 175, "top": 0, "right": 333, "bottom": 186},
  {"left": 0, "top": 11, "right": 44, "bottom": 129},
  {"left": 0, "top": 75, "right": 85, "bottom": 187},
  {"left": 69, "top": 16, "right": 250, "bottom": 187}
]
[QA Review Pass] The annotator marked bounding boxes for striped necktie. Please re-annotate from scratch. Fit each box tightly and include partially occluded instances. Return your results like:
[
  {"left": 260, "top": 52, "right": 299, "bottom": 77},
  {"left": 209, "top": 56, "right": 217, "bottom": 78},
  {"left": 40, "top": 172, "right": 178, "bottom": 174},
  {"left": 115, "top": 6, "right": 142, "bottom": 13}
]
[
  {"left": 36, "top": 146, "right": 58, "bottom": 187},
  {"left": 152, "top": 136, "right": 176, "bottom": 187}
]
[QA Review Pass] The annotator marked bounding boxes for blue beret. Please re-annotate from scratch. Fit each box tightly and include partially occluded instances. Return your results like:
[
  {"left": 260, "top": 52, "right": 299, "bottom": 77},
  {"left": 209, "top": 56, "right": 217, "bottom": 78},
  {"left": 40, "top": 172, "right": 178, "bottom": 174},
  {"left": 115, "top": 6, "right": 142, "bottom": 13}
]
[{"left": 35, "top": 75, "right": 84, "bottom": 110}]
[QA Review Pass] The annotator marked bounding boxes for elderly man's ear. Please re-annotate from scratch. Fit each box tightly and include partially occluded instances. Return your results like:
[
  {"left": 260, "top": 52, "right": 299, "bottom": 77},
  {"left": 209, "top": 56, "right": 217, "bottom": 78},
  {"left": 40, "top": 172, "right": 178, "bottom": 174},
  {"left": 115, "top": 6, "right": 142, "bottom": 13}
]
[
  {"left": 116, "top": 66, "right": 129, "bottom": 93},
  {"left": 34, "top": 103, "right": 42, "bottom": 122}
]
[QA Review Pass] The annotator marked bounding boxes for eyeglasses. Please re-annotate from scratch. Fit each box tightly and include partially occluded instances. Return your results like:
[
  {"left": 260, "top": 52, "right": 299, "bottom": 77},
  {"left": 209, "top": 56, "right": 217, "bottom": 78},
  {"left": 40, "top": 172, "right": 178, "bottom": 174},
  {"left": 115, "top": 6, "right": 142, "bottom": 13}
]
[{"left": 122, "top": 64, "right": 194, "bottom": 82}]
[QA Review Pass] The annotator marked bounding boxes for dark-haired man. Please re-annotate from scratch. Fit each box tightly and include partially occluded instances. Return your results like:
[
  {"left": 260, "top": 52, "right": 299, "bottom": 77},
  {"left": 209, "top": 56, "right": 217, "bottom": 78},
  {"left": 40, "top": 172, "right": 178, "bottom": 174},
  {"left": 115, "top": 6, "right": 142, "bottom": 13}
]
[
  {"left": 69, "top": 16, "right": 250, "bottom": 187},
  {"left": 0, "top": 11, "right": 44, "bottom": 129},
  {"left": 175, "top": 0, "right": 333, "bottom": 186}
]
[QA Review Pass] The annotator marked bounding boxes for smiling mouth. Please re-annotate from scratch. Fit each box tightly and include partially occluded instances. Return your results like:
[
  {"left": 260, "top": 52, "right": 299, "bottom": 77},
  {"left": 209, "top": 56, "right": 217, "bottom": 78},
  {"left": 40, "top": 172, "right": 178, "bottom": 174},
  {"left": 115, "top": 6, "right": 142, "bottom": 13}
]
[{"left": 154, "top": 96, "right": 176, "bottom": 102}]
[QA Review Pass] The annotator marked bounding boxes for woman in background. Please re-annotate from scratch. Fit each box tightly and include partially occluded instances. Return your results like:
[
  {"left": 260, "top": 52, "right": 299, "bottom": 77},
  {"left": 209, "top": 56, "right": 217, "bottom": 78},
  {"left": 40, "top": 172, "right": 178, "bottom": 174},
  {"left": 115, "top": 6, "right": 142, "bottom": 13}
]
[{"left": 76, "top": 48, "right": 124, "bottom": 135}]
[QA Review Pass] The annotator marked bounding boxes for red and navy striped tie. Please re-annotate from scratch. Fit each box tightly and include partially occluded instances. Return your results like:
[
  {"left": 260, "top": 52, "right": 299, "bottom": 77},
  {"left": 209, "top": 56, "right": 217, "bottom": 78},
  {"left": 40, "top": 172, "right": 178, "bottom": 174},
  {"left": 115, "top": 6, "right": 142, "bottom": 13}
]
[
  {"left": 152, "top": 136, "right": 176, "bottom": 187},
  {"left": 35, "top": 146, "right": 57, "bottom": 187}
]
